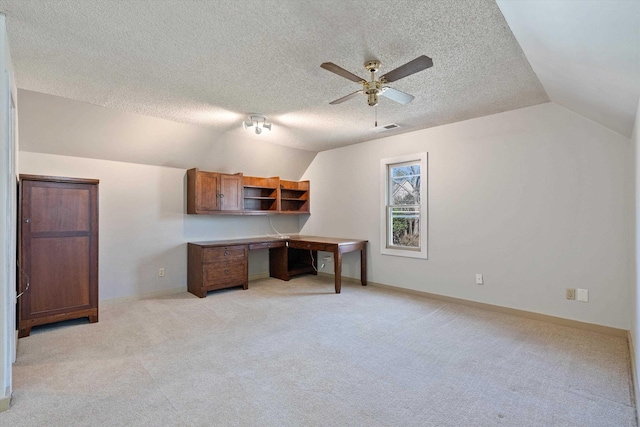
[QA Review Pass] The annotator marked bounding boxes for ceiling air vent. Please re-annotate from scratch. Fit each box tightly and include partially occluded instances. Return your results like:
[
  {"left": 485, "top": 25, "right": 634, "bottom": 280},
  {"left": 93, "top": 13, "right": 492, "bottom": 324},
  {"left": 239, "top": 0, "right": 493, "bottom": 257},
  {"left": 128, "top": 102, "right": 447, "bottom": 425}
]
[{"left": 371, "top": 123, "right": 401, "bottom": 133}]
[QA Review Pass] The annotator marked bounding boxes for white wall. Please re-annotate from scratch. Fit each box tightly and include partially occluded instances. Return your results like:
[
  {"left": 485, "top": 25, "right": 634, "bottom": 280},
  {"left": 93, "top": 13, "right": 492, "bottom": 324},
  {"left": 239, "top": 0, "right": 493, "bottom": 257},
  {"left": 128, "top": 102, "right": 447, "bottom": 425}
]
[
  {"left": 0, "top": 13, "right": 16, "bottom": 409},
  {"left": 301, "top": 102, "right": 631, "bottom": 329},
  {"left": 631, "top": 96, "right": 640, "bottom": 411},
  {"left": 18, "top": 90, "right": 317, "bottom": 178},
  {"left": 19, "top": 152, "right": 303, "bottom": 301}
]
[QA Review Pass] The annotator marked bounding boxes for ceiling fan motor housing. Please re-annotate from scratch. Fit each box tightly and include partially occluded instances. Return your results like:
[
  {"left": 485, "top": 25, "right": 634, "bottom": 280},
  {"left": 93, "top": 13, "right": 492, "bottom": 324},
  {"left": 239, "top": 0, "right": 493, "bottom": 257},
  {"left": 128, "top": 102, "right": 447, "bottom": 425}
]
[
  {"left": 365, "top": 60, "right": 381, "bottom": 73},
  {"left": 364, "top": 80, "right": 381, "bottom": 106}
]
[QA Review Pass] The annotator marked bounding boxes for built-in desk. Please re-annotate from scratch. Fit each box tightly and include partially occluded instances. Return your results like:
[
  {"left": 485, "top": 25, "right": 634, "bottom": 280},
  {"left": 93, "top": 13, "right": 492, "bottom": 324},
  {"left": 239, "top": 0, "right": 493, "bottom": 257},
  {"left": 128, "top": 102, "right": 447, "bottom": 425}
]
[{"left": 187, "top": 235, "right": 367, "bottom": 297}]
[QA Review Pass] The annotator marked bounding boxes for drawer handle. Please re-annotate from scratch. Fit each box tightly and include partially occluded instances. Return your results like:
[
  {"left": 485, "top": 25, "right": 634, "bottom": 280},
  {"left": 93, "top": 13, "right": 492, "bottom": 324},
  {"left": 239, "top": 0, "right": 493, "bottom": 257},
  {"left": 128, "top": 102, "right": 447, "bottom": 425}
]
[
  {"left": 224, "top": 269, "right": 229, "bottom": 274},
  {"left": 224, "top": 251, "right": 229, "bottom": 256},
  {"left": 307, "top": 244, "right": 311, "bottom": 248}
]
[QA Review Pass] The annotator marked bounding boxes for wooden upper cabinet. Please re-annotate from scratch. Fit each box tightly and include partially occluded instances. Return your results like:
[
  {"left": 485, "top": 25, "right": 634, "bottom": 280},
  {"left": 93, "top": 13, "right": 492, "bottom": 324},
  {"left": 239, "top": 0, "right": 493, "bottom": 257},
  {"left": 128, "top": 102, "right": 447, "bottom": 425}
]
[
  {"left": 187, "top": 168, "right": 243, "bottom": 214},
  {"left": 187, "top": 168, "right": 310, "bottom": 215}
]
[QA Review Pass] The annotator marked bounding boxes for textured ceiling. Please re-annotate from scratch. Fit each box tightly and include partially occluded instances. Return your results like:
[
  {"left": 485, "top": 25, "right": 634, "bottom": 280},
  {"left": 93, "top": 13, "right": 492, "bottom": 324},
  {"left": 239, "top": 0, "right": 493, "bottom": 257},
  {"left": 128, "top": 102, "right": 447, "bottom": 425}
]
[{"left": 0, "top": 0, "right": 549, "bottom": 152}]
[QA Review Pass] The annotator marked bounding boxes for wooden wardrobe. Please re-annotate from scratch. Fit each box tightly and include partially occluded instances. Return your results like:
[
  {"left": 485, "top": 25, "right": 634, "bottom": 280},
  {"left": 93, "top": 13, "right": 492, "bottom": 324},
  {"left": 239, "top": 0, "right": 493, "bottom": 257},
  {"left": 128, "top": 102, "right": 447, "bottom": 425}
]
[{"left": 17, "top": 175, "right": 99, "bottom": 338}]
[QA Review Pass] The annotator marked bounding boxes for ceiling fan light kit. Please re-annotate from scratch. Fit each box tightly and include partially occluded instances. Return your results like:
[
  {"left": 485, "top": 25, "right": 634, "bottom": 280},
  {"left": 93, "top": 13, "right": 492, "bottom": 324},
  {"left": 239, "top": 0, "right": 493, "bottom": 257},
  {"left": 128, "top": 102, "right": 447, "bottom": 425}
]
[
  {"left": 321, "top": 55, "right": 433, "bottom": 108},
  {"left": 243, "top": 114, "right": 272, "bottom": 134}
]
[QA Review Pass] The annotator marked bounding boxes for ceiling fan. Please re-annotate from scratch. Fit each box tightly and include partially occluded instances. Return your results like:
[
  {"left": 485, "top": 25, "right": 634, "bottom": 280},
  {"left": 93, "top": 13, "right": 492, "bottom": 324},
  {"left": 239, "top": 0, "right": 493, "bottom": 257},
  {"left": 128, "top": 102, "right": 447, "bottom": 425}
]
[{"left": 320, "top": 55, "right": 433, "bottom": 107}]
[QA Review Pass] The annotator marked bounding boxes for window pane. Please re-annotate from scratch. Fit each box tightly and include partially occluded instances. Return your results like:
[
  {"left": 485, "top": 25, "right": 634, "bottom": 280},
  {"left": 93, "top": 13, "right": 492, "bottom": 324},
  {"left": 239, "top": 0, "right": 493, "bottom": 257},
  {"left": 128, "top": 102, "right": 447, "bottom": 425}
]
[
  {"left": 390, "top": 206, "right": 420, "bottom": 248},
  {"left": 390, "top": 164, "right": 421, "bottom": 205}
]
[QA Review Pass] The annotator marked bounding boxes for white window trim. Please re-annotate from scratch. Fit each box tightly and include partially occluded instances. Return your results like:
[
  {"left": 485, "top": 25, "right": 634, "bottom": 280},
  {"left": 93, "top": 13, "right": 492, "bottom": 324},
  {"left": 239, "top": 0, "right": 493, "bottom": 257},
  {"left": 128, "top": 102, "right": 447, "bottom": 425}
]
[{"left": 380, "top": 152, "right": 428, "bottom": 259}]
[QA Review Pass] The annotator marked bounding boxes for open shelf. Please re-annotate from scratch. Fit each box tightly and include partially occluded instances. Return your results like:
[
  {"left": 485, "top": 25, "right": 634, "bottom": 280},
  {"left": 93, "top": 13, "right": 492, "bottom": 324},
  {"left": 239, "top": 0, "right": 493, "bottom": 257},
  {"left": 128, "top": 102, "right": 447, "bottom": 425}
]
[
  {"left": 243, "top": 176, "right": 279, "bottom": 213},
  {"left": 280, "top": 180, "right": 309, "bottom": 213},
  {"left": 287, "top": 247, "right": 316, "bottom": 277}
]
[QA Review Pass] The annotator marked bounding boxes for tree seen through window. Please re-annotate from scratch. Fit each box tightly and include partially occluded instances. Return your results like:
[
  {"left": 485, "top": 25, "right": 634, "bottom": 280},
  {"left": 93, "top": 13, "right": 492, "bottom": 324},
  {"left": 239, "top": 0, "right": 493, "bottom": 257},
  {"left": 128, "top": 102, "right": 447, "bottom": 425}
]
[{"left": 389, "top": 163, "right": 420, "bottom": 248}]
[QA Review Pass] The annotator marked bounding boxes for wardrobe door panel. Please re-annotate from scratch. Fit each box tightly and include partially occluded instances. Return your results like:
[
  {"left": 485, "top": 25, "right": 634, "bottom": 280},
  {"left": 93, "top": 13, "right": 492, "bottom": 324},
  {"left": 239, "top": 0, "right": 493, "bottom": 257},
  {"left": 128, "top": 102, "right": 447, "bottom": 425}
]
[
  {"left": 18, "top": 175, "right": 99, "bottom": 338},
  {"left": 29, "top": 236, "right": 91, "bottom": 315}
]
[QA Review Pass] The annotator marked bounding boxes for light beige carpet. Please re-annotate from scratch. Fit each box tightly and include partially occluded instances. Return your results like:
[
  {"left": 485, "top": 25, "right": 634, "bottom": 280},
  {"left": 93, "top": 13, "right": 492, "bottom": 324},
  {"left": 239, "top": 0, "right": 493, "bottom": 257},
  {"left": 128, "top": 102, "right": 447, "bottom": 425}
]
[{"left": 2, "top": 276, "right": 637, "bottom": 426}]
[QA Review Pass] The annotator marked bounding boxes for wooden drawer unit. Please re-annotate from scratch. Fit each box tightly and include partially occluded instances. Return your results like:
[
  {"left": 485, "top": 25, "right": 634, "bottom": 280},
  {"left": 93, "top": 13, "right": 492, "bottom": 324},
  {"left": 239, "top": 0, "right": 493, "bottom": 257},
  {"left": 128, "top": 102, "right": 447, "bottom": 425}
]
[
  {"left": 248, "top": 240, "right": 286, "bottom": 250},
  {"left": 203, "top": 261, "right": 246, "bottom": 289},
  {"left": 288, "top": 240, "right": 327, "bottom": 251},
  {"left": 203, "top": 246, "right": 245, "bottom": 263},
  {"left": 188, "top": 243, "right": 248, "bottom": 297}
]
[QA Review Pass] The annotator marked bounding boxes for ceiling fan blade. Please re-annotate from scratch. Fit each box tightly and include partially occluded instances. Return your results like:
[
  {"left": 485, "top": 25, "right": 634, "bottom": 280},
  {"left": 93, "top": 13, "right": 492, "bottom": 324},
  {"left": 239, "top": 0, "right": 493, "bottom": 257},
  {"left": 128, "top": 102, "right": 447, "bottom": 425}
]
[
  {"left": 329, "top": 90, "right": 363, "bottom": 105},
  {"left": 380, "top": 55, "right": 433, "bottom": 83},
  {"left": 321, "top": 62, "right": 365, "bottom": 83},
  {"left": 380, "top": 87, "right": 415, "bottom": 105}
]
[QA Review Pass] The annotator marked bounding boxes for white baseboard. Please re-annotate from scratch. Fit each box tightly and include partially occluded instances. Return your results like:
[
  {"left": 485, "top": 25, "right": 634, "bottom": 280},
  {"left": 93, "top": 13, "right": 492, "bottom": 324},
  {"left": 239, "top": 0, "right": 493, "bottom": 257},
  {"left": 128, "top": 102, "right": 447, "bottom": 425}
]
[
  {"left": 0, "top": 390, "right": 10, "bottom": 412},
  {"left": 102, "top": 275, "right": 271, "bottom": 306},
  {"left": 100, "top": 286, "right": 186, "bottom": 306},
  {"left": 249, "top": 272, "right": 270, "bottom": 281},
  {"left": 627, "top": 331, "right": 639, "bottom": 425},
  {"left": 318, "top": 272, "right": 627, "bottom": 337}
]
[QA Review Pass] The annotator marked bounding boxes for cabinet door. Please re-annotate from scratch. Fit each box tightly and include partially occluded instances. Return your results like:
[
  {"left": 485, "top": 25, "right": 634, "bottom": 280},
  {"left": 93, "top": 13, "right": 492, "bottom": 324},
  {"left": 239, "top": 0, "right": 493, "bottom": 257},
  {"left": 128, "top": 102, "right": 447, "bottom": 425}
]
[
  {"left": 196, "top": 171, "right": 220, "bottom": 212},
  {"left": 220, "top": 174, "right": 243, "bottom": 211}
]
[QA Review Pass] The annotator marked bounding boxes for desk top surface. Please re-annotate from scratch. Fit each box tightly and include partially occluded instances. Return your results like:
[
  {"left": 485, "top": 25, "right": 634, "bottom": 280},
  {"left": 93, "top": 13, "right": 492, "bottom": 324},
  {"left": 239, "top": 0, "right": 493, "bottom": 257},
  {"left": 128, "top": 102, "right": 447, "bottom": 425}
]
[{"left": 189, "top": 235, "right": 367, "bottom": 248}]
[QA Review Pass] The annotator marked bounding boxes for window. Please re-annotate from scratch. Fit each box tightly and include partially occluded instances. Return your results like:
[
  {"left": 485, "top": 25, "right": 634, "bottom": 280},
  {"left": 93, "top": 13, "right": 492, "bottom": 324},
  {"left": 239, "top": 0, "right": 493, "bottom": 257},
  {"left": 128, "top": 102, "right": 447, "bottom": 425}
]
[{"left": 380, "top": 153, "right": 427, "bottom": 259}]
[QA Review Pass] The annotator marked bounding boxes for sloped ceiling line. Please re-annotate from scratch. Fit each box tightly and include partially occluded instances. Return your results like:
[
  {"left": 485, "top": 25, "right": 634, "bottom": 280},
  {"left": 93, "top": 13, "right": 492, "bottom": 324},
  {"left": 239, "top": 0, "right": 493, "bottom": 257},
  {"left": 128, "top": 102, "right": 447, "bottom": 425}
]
[
  {"left": 0, "top": 0, "right": 549, "bottom": 158},
  {"left": 3, "top": 0, "right": 638, "bottom": 165}
]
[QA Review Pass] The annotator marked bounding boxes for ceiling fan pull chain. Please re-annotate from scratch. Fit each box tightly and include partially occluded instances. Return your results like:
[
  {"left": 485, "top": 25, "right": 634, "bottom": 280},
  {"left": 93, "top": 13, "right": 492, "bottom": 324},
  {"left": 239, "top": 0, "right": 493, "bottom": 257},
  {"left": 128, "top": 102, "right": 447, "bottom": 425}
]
[{"left": 375, "top": 105, "right": 378, "bottom": 128}]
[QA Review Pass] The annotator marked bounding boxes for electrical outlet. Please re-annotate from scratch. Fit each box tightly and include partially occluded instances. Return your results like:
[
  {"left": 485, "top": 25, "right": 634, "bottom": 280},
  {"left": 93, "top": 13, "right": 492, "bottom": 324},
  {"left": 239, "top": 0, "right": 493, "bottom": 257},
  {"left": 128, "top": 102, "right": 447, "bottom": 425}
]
[
  {"left": 475, "top": 274, "right": 483, "bottom": 285},
  {"left": 566, "top": 288, "right": 576, "bottom": 300},
  {"left": 159, "top": 268, "right": 165, "bottom": 277},
  {"left": 576, "top": 288, "right": 589, "bottom": 302}
]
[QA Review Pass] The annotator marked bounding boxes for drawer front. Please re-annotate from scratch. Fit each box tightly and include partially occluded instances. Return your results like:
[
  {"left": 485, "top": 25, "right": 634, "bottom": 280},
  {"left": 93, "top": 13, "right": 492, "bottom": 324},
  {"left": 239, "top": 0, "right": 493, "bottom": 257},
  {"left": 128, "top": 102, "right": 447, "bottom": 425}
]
[
  {"left": 288, "top": 241, "right": 327, "bottom": 251},
  {"left": 249, "top": 241, "right": 286, "bottom": 250},
  {"left": 203, "top": 261, "right": 247, "bottom": 287},
  {"left": 203, "top": 246, "right": 246, "bottom": 264}
]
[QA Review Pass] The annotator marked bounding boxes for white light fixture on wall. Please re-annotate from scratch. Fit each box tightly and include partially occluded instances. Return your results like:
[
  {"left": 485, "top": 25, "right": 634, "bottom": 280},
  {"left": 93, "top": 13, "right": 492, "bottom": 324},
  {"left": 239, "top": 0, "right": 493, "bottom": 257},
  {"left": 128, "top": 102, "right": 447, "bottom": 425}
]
[{"left": 243, "top": 114, "right": 272, "bottom": 134}]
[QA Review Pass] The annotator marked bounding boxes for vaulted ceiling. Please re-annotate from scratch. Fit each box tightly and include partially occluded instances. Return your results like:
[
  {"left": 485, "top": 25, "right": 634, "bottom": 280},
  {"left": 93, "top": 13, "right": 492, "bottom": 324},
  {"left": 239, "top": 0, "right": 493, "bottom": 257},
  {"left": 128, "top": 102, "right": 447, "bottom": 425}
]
[
  {"left": 497, "top": 0, "right": 639, "bottom": 139},
  {"left": 0, "top": 0, "right": 637, "bottom": 154}
]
